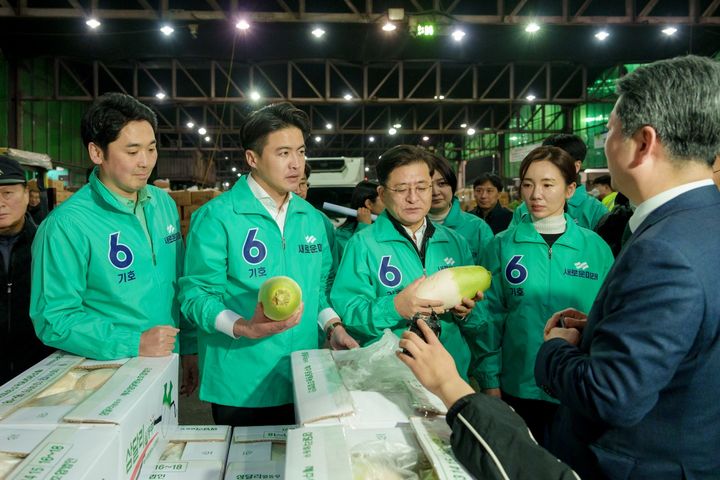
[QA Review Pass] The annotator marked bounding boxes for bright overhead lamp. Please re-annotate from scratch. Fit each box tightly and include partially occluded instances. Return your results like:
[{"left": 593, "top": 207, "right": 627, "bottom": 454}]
[
  {"left": 510, "top": 136, "right": 518, "bottom": 141},
  {"left": 86, "top": 18, "right": 101, "bottom": 29},
  {"left": 460, "top": 123, "right": 467, "bottom": 128},
  {"left": 198, "top": 127, "right": 207, "bottom": 135},
  {"left": 204, "top": 136, "right": 211, "bottom": 142},
  {"left": 525, "top": 23, "right": 540, "bottom": 33},
  {"left": 222, "top": 181, "right": 230, "bottom": 187},
  {"left": 311, "top": 27, "right": 325, "bottom": 38},
  {"left": 343, "top": 93, "right": 353, "bottom": 101},
  {"left": 160, "top": 25, "right": 174, "bottom": 36},
  {"left": 364, "top": 166, "right": 370, "bottom": 172},
  {"left": 433, "top": 95, "right": 445, "bottom": 100},
  {"left": 249, "top": 91, "right": 261, "bottom": 101},
  {"left": 236, "top": 172, "right": 242, "bottom": 177},
  {"left": 393, "top": 123, "right": 401, "bottom": 129},
  {"left": 368, "top": 136, "right": 375, "bottom": 142},
  {"left": 231, "top": 167, "right": 237, "bottom": 172},
  {"left": 325, "top": 123, "right": 333, "bottom": 130},
  {"left": 155, "top": 91, "right": 166, "bottom": 100},
  {"left": 526, "top": 94, "right": 537, "bottom": 101},
  {"left": 662, "top": 27, "right": 677, "bottom": 36},
  {"left": 451, "top": 29, "right": 466, "bottom": 42},
  {"left": 382, "top": 22, "right": 397, "bottom": 32},
  {"left": 236, "top": 19, "right": 250, "bottom": 31},
  {"left": 314, "top": 136, "right": 322, "bottom": 143},
  {"left": 186, "top": 122, "right": 194, "bottom": 128},
  {"left": 388, "top": 127, "right": 397, "bottom": 135},
  {"left": 595, "top": 30, "right": 610, "bottom": 41},
  {"left": 467, "top": 128, "right": 476, "bottom": 135},
  {"left": 422, "top": 136, "right": 430, "bottom": 141}
]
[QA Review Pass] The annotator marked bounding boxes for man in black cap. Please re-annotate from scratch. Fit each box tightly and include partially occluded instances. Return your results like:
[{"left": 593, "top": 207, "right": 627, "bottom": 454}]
[{"left": 0, "top": 154, "right": 52, "bottom": 385}]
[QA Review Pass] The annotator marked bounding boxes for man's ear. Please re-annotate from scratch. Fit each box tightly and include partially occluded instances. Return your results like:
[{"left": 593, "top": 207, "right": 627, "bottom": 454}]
[
  {"left": 245, "top": 149, "right": 259, "bottom": 169},
  {"left": 88, "top": 143, "right": 104, "bottom": 166},
  {"left": 633, "top": 125, "right": 659, "bottom": 166}
]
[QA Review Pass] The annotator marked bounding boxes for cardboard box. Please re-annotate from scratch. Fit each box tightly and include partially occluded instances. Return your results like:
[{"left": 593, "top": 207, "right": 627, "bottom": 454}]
[
  {"left": 168, "top": 191, "right": 192, "bottom": 207},
  {"left": 182, "top": 205, "right": 200, "bottom": 220},
  {"left": 137, "top": 425, "right": 231, "bottom": 480},
  {"left": 0, "top": 426, "right": 55, "bottom": 478},
  {"left": 410, "top": 416, "right": 473, "bottom": 479},
  {"left": 6, "top": 425, "right": 119, "bottom": 480},
  {"left": 224, "top": 425, "right": 290, "bottom": 480},
  {"left": 0, "top": 352, "right": 179, "bottom": 480},
  {"left": 190, "top": 190, "right": 219, "bottom": 205},
  {"left": 291, "top": 348, "right": 446, "bottom": 428}
]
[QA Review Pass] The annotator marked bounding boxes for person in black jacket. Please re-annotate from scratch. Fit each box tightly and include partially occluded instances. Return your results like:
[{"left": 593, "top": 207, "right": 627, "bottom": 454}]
[
  {"left": 0, "top": 155, "right": 53, "bottom": 385},
  {"left": 471, "top": 173, "right": 512, "bottom": 234},
  {"left": 398, "top": 319, "right": 579, "bottom": 480}
]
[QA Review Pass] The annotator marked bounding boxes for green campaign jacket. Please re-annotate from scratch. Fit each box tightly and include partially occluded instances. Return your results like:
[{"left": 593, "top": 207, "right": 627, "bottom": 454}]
[
  {"left": 30, "top": 170, "right": 194, "bottom": 360},
  {"left": 330, "top": 211, "right": 492, "bottom": 380},
  {"left": 441, "top": 199, "right": 494, "bottom": 265},
  {"left": 511, "top": 185, "right": 608, "bottom": 230},
  {"left": 179, "top": 175, "right": 335, "bottom": 407},
  {"left": 476, "top": 214, "right": 613, "bottom": 401}
]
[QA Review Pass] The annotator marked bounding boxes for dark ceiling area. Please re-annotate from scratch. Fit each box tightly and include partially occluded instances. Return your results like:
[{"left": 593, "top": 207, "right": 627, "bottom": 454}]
[{"left": 0, "top": 0, "right": 719, "bottom": 173}]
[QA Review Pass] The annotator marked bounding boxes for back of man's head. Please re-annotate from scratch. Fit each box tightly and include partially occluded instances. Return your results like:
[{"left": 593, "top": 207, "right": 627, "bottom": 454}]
[
  {"left": 542, "top": 134, "right": 587, "bottom": 163},
  {"left": 375, "top": 145, "right": 435, "bottom": 186},
  {"left": 615, "top": 55, "right": 720, "bottom": 166},
  {"left": 81, "top": 93, "right": 157, "bottom": 152},
  {"left": 240, "top": 103, "right": 310, "bottom": 156}
]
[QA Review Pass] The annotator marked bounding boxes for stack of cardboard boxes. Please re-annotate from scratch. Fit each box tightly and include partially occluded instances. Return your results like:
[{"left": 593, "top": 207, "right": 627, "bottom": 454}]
[{"left": 168, "top": 190, "right": 222, "bottom": 238}]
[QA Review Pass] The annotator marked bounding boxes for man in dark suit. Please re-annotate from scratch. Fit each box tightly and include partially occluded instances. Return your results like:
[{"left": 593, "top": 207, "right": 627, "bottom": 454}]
[{"left": 534, "top": 55, "right": 720, "bottom": 479}]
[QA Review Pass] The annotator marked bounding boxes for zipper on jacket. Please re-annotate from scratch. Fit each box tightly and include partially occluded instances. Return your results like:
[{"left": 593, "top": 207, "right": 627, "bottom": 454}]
[
  {"left": 6, "top": 282, "right": 11, "bottom": 294},
  {"left": 548, "top": 247, "right": 552, "bottom": 260}
]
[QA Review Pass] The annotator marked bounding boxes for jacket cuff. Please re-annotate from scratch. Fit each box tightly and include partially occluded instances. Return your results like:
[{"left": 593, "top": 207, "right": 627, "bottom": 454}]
[
  {"left": 473, "top": 372, "right": 500, "bottom": 390},
  {"left": 445, "top": 393, "right": 475, "bottom": 429},
  {"left": 214, "top": 309, "right": 242, "bottom": 338}
]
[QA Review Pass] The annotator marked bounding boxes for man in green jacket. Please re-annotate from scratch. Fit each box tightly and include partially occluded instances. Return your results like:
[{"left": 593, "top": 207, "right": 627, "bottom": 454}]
[
  {"left": 179, "top": 103, "right": 358, "bottom": 427},
  {"left": 330, "top": 145, "right": 490, "bottom": 380},
  {"left": 30, "top": 92, "right": 198, "bottom": 394},
  {"left": 510, "top": 134, "right": 608, "bottom": 229},
  {"left": 427, "top": 153, "right": 493, "bottom": 264}
]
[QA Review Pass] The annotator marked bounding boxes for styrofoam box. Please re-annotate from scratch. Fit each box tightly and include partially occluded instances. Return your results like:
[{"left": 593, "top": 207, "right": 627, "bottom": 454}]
[{"left": 223, "top": 425, "right": 291, "bottom": 480}]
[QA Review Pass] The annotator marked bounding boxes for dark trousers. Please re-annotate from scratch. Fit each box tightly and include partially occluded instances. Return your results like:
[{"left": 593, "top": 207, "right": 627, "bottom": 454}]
[
  {"left": 211, "top": 402, "right": 296, "bottom": 427},
  {"left": 502, "top": 392, "right": 559, "bottom": 448}
]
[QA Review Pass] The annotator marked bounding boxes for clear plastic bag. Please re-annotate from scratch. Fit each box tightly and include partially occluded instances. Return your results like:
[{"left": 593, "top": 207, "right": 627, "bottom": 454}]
[{"left": 350, "top": 440, "right": 421, "bottom": 480}]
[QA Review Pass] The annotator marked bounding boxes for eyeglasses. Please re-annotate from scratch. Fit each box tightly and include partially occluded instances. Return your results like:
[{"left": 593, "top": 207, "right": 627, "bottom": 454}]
[
  {"left": 298, "top": 182, "right": 310, "bottom": 189},
  {"left": 384, "top": 182, "right": 432, "bottom": 196}
]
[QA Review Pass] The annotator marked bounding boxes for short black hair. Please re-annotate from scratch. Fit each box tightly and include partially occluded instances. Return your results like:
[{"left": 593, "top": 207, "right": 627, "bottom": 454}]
[
  {"left": 303, "top": 162, "right": 312, "bottom": 179},
  {"left": 593, "top": 174, "right": 612, "bottom": 187},
  {"left": 429, "top": 153, "right": 457, "bottom": 194},
  {"left": 473, "top": 173, "right": 503, "bottom": 191},
  {"left": 240, "top": 102, "right": 310, "bottom": 155},
  {"left": 375, "top": 145, "right": 435, "bottom": 186},
  {"left": 542, "top": 134, "right": 587, "bottom": 163},
  {"left": 81, "top": 92, "right": 157, "bottom": 152}
]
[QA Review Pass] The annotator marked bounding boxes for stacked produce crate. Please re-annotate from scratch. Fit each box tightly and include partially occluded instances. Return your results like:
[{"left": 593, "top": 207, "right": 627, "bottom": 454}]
[{"left": 168, "top": 190, "right": 222, "bottom": 238}]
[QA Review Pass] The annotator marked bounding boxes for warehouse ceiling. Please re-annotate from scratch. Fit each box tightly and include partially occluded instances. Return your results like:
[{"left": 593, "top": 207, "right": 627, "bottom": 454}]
[{"left": 1, "top": 0, "right": 719, "bottom": 179}]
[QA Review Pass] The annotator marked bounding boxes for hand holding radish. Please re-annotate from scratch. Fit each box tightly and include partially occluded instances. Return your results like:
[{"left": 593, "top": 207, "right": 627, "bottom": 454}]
[{"left": 393, "top": 277, "right": 445, "bottom": 318}]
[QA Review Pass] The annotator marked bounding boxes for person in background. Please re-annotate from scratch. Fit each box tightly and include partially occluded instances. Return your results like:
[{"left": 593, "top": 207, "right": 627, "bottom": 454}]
[
  {"left": 335, "top": 180, "right": 384, "bottom": 259},
  {"left": 510, "top": 134, "right": 608, "bottom": 229},
  {"left": 295, "top": 162, "right": 339, "bottom": 266},
  {"left": 331, "top": 145, "right": 490, "bottom": 380},
  {"left": 180, "top": 102, "right": 357, "bottom": 428},
  {"left": 27, "top": 183, "right": 46, "bottom": 225},
  {"left": 471, "top": 173, "right": 513, "bottom": 234},
  {"left": 535, "top": 55, "right": 720, "bottom": 479},
  {"left": 0, "top": 155, "right": 53, "bottom": 385},
  {"left": 428, "top": 154, "right": 493, "bottom": 264},
  {"left": 398, "top": 320, "right": 580, "bottom": 480},
  {"left": 30, "top": 93, "right": 198, "bottom": 395},
  {"left": 592, "top": 175, "right": 617, "bottom": 211},
  {"left": 475, "top": 146, "right": 613, "bottom": 446}
]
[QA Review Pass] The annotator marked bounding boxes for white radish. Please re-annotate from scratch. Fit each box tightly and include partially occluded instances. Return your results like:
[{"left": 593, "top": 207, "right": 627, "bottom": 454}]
[{"left": 414, "top": 265, "right": 491, "bottom": 310}]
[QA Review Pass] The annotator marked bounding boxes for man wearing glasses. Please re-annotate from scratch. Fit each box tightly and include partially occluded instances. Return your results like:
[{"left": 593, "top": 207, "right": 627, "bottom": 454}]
[{"left": 331, "top": 145, "right": 490, "bottom": 380}]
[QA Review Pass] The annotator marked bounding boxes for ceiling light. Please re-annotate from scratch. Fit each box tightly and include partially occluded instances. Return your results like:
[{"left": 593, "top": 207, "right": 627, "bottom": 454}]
[
  {"left": 422, "top": 136, "right": 429, "bottom": 141},
  {"left": 160, "top": 25, "right": 174, "bottom": 36},
  {"left": 224, "top": 156, "right": 229, "bottom": 160},
  {"left": 510, "top": 136, "right": 518, "bottom": 141},
  {"left": 311, "top": 27, "right": 325, "bottom": 38},
  {"left": 451, "top": 29, "right": 465, "bottom": 42},
  {"left": 388, "top": 127, "right": 397, "bottom": 135},
  {"left": 343, "top": 93, "right": 353, "bottom": 101},
  {"left": 236, "top": 19, "right": 250, "bottom": 31},
  {"left": 662, "top": 27, "right": 677, "bottom": 36},
  {"left": 315, "top": 136, "right": 322, "bottom": 142},
  {"left": 368, "top": 136, "right": 375, "bottom": 143},
  {"left": 86, "top": 18, "right": 101, "bottom": 29},
  {"left": 460, "top": 123, "right": 467, "bottom": 128},
  {"left": 525, "top": 23, "right": 540, "bottom": 33},
  {"left": 433, "top": 94, "right": 445, "bottom": 100},
  {"left": 526, "top": 94, "right": 537, "bottom": 101},
  {"left": 223, "top": 182, "right": 230, "bottom": 187},
  {"left": 249, "top": 91, "right": 261, "bottom": 101},
  {"left": 155, "top": 91, "right": 166, "bottom": 100},
  {"left": 204, "top": 136, "right": 211, "bottom": 142},
  {"left": 231, "top": 167, "right": 237, "bottom": 172},
  {"left": 595, "top": 30, "right": 610, "bottom": 41},
  {"left": 186, "top": 122, "right": 194, "bottom": 128},
  {"left": 393, "top": 123, "right": 401, "bottom": 129},
  {"left": 382, "top": 22, "right": 397, "bottom": 32},
  {"left": 467, "top": 128, "right": 476, "bottom": 135},
  {"left": 364, "top": 166, "right": 370, "bottom": 172},
  {"left": 198, "top": 127, "right": 207, "bottom": 135},
  {"left": 237, "top": 173, "right": 242, "bottom": 177},
  {"left": 325, "top": 123, "right": 332, "bottom": 130}
]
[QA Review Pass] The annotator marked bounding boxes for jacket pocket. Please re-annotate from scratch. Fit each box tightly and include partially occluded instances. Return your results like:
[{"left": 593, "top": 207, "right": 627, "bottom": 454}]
[{"left": 589, "top": 444, "right": 637, "bottom": 480}]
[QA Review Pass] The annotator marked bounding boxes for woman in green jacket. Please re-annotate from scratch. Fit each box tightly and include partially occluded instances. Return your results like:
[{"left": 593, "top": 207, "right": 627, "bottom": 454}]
[
  {"left": 476, "top": 146, "right": 613, "bottom": 446},
  {"left": 334, "top": 180, "right": 384, "bottom": 258}
]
